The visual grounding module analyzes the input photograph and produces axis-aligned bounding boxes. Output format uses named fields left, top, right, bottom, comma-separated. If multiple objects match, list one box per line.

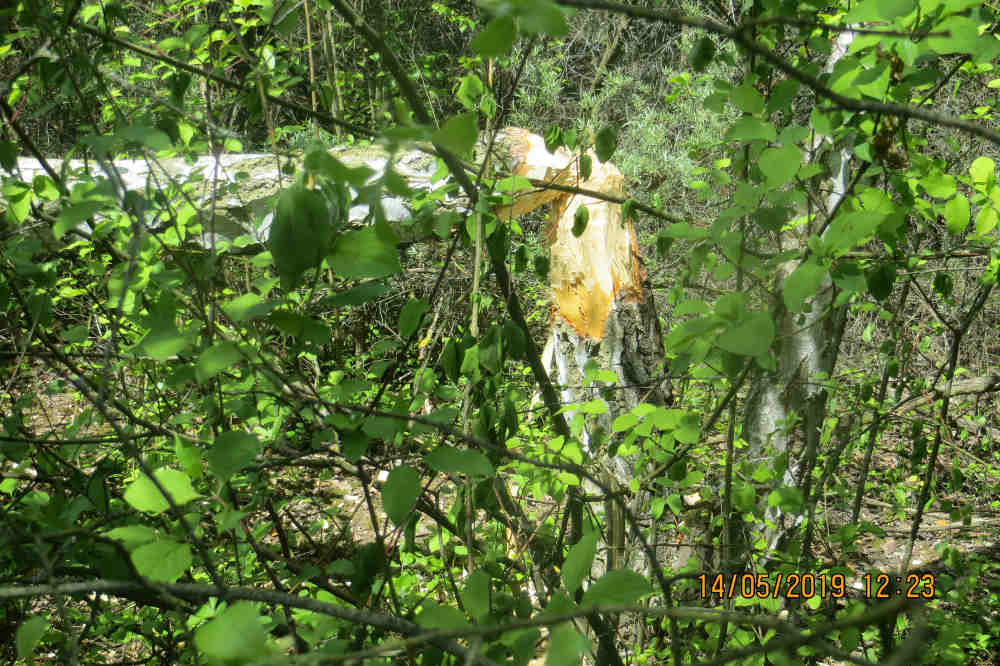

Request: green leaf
left=461, top=570, right=492, bottom=619
left=322, top=281, right=390, bottom=307
left=498, top=174, right=533, bottom=193
left=825, top=211, right=884, bottom=255
left=195, top=342, right=241, bottom=383
left=457, top=74, right=485, bottom=111
left=363, top=413, right=404, bottom=441
left=646, top=407, right=682, bottom=430
left=576, top=399, right=608, bottom=415
left=853, top=61, right=891, bottom=99
left=579, top=153, right=592, bottom=181
left=0, top=139, right=16, bottom=171
left=480, top=326, right=503, bottom=374
left=329, top=225, right=401, bottom=279
left=123, top=468, right=200, bottom=515
left=398, top=298, right=428, bottom=339
left=382, top=465, right=421, bottom=525
left=689, top=36, right=716, bottom=73
left=594, top=126, right=618, bottom=162
left=733, top=483, right=756, bottom=511
left=177, top=120, right=195, bottom=145
left=944, top=194, right=970, bottom=235
left=16, top=616, right=48, bottom=660
left=563, top=129, right=578, bottom=151
left=831, top=262, right=867, bottom=293
left=847, top=0, right=916, bottom=21
left=866, top=263, right=896, bottom=301
left=269, top=183, right=333, bottom=290
left=175, top=436, right=202, bottom=480
left=716, top=292, right=745, bottom=321
left=471, top=16, right=516, bottom=57
left=221, top=293, right=280, bottom=321
left=767, top=487, right=804, bottom=514
left=130, top=539, right=192, bottom=582
left=582, top=569, right=651, bottom=606
left=611, top=413, right=638, bottom=433
left=2, top=180, right=30, bottom=223
left=342, top=430, right=371, bottom=462
left=724, top=117, right=776, bottom=143
left=534, top=254, right=550, bottom=280
left=104, top=525, right=159, bottom=550
left=137, top=327, right=190, bottom=361
left=975, top=206, right=999, bottom=235
left=562, top=532, right=597, bottom=594
left=730, top=84, right=764, bottom=114
left=195, top=602, right=268, bottom=662
left=425, top=446, right=495, bottom=479
left=760, top=145, right=801, bottom=189
left=920, top=170, right=956, bottom=198
left=933, top=273, right=953, bottom=299
left=417, top=602, right=469, bottom=629
left=502, top=320, right=527, bottom=361
left=270, top=311, right=307, bottom=337
left=767, top=80, right=800, bottom=113
left=116, top=125, right=173, bottom=151
left=716, top=313, right=775, bottom=357
left=135, top=293, right=191, bottom=361
left=441, top=340, right=461, bottom=382
left=55, top=200, right=105, bottom=239
left=928, top=16, right=993, bottom=57
left=460, top=343, right=480, bottom=382
left=305, top=149, right=367, bottom=188
left=969, top=156, right=995, bottom=185
left=572, top=205, right=589, bottom=237
left=545, top=126, right=564, bottom=153
left=546, top=623, right=591, bottom=666
left=432, top=113, right=477, bottom=157
left=783, top=261, right=828, bottom=313
left=754, top=206, right=790, bottom=231
left=517, top=2, right=568, bottom=36
left=206, top=431, right=262, bottom=482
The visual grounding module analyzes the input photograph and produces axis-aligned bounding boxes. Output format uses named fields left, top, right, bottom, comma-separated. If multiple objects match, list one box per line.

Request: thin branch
left=522, top=178, right=685, bottom=224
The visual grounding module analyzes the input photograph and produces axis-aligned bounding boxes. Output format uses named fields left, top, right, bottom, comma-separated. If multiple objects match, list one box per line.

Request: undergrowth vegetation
left=1, top=1, right=999, bottom=665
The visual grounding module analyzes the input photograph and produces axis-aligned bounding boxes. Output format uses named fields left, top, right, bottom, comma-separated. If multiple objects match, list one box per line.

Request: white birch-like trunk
left=744, top=30, right=856, bottom=560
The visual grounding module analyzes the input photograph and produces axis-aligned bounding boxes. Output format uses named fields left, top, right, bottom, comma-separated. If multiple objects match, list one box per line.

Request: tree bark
left=743, top=30, right=856, bottom=563
left=493, top=128, right=671, bottom=572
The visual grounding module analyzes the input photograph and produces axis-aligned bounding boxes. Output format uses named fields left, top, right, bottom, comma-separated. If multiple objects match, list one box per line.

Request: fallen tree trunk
left=13, top=146, right=444, bottom=249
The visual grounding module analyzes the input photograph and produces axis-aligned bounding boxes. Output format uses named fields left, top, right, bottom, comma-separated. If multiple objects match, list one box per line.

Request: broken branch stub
left=493, top=127, right=645, bottom=341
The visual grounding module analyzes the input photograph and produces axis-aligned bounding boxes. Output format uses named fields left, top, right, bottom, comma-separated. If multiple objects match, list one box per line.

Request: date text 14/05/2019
left=697, top=572, right=937, bottom=600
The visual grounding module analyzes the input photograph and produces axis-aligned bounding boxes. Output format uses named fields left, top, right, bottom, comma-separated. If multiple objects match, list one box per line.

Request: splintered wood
left=493, top=127, right=644, bottom=340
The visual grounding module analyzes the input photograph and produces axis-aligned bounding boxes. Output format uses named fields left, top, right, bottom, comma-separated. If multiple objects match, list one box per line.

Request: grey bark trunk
left=547, top=285, right=671, bottom=572
left=744, top=30, right=856, bottom=563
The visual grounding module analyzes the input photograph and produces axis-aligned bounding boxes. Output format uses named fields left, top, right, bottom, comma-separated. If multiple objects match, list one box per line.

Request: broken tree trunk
left=492, top=127, right=671, bottom=572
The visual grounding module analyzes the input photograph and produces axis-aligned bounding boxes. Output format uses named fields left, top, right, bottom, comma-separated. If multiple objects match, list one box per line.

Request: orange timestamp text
left=698, top=572, right=848, bottom=600
left=862, top=572, right=936, bottom=599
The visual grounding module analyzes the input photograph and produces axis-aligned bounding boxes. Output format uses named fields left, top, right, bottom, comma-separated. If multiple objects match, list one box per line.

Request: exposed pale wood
left=494, top=127, right=646, bottom=340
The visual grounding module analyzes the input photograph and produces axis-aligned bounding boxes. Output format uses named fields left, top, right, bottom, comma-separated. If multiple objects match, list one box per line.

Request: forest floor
left=7, top=362, right=1000, bottom=663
